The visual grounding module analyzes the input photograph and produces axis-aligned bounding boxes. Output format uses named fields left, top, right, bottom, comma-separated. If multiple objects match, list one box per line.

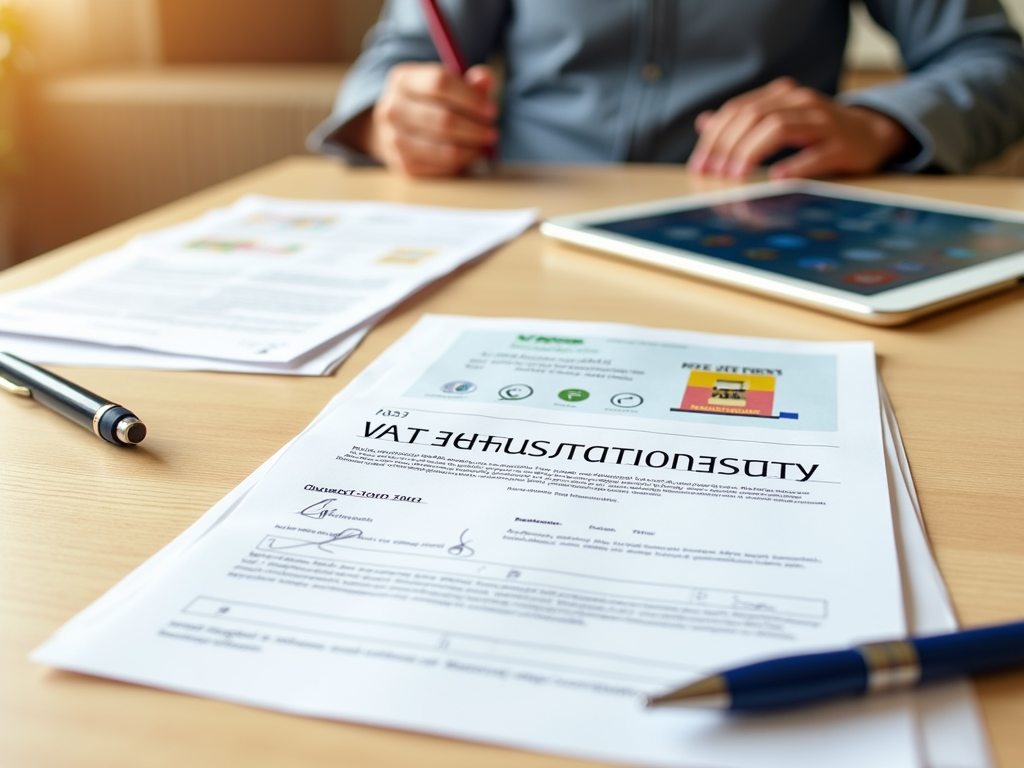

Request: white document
left=0, top=198, right=535, bottom=364
left=879, top=385, right=992, bottom=768
left=0, top=326, right=368, bottom=376
left=35, top=316, right=976, bottom=768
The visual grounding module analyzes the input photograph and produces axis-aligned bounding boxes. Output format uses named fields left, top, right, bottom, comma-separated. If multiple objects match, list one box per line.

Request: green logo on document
left=558, top=388, right=590, bottom=402
left=517, top=335, right=584, bottom=345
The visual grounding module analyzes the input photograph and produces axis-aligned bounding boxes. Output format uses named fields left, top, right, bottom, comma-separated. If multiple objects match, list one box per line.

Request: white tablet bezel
left=540, top=179, right=1024, bottom=325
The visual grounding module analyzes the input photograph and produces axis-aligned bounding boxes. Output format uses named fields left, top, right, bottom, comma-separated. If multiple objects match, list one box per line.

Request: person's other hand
left=344, top=63, right=497, bottom=177
left=689, top=77, right=911, bottom=180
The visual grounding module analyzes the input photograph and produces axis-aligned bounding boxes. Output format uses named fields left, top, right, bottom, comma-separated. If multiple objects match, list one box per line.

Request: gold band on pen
left=92, top=403, right=118, bottom=438
left=857, top=640, right=921, bottom=692
left=0, top=374, right=31, bottom=397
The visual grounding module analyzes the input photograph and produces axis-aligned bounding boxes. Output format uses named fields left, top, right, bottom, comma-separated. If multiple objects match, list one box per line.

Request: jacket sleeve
left=841, top=0, right=1024, bottom=173
left=307, top=0, right=509, bottom=160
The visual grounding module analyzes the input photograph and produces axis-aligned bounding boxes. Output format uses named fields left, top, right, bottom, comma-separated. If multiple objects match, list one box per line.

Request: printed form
left=0, top=198, right=534, bottom=366
left=36, top=316, right=934, bottom=768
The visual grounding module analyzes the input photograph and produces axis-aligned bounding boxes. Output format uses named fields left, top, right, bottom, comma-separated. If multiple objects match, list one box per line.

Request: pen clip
left=0, top=373, right=31, bottom=397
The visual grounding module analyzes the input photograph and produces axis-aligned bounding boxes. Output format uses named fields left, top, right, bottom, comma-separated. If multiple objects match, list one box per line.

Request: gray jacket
left=309, top=0, right=1024, bottom=173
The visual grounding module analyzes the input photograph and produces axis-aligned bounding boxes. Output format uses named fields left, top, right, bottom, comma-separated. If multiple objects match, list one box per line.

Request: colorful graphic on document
left=404, top=330, right=836, bottom=430
left=672, top=371, right=798, bottom=420
left=377, top=247, right=438, bottom=265
left=244, top=212, right=337, bottom=230
left=185, top=238, right=302, bottom=256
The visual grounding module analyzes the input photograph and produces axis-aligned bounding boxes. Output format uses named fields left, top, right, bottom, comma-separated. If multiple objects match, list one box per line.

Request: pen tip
left=647, top=675, right=730, bottom=709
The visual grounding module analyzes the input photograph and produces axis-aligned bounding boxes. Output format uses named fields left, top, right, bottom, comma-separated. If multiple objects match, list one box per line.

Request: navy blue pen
left=647, top=620, right=1024, bottom=711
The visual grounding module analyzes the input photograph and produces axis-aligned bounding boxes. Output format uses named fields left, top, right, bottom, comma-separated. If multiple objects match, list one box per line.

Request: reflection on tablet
left=594, top=193, right=1024, bottom=296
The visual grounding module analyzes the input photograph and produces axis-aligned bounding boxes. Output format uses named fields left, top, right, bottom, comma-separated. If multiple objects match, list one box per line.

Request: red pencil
left=419, top=0, right=467, bottom=74
left=417, top=0, right=498, bottom=165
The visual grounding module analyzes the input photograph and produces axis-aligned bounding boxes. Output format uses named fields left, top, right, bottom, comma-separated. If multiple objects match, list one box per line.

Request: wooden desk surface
left=2, top=157, right=1022, bottom=768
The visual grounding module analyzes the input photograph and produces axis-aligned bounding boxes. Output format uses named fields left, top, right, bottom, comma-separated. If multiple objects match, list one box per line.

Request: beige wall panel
left=25, top=66, right=345, bottom=255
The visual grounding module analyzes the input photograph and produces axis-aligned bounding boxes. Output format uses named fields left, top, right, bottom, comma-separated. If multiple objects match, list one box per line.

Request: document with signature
left=0, top=198, right=534, bottom=369
left=34, top=316, right=974, bottom=767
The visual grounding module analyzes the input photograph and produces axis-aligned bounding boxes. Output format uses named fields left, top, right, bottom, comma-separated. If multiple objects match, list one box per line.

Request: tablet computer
left=540, top=180, right=1024, bottom=325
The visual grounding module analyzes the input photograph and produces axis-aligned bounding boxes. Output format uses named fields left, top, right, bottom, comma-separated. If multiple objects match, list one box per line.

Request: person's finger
left=699, top=104, right=779, bottom=175
left=690, top=78, right=801, bottom=173
left=391, top=133, right=479, bottom=176
left=694, top=110, right=714, bottom=133
left=703, top=76, right=798, bottom=128
left=392, top=63, right=495, bottom=121
left=707, top=90, right=824, bottom=175
left=387, top=96, right=498, bottom=148
left=464, top=64, right=496, bottom=99
left=768, top=139, right=849, bottom=180
left=723, top=108, right=832, bottom=178
left=380, top=126, right=482, bottom=177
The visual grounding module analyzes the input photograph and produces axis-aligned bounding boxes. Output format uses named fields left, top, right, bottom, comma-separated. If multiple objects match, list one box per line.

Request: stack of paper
left=0, top=198, right=535, bottom=375
left=33, top=316, right=991, bottom=768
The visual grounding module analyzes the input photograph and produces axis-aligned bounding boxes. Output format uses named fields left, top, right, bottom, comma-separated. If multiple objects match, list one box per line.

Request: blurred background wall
left=0, top=0, right=1022, bottom=270
left=6, top=0, right=383, bottom=267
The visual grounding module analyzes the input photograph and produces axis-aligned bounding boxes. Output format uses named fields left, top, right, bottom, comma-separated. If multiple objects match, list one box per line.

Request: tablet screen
left=593, top=192, right=1024, bottom=295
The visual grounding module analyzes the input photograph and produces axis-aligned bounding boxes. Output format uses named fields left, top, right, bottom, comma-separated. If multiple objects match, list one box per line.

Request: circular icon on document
left=558, top=388, right=590, bottom=403
left=441, top=380, right=477, bottom=394
left=498, top=384, right=534, bottom=401
left=610, top=393, right=644, bottom=408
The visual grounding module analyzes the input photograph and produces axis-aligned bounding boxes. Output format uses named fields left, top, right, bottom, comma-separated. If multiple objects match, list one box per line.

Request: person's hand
left=343, top=62, right=497, bottom=177
left=688, top=77, right=911, bottom=180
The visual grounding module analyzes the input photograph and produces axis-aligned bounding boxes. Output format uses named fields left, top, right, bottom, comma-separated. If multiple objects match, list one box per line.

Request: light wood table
left=2, top=157, right=1023, bottom=768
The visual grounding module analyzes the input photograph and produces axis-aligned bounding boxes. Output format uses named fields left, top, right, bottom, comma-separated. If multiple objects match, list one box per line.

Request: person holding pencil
left=308, top=0, right=1024, bottom=180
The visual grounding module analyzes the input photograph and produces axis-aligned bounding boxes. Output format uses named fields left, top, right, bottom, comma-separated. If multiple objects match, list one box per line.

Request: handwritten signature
left=266, top=528, right=364, bottom=553
left=732, top=596, right=775, bottom=612
left=448, top=528, right=475, bottom=558
left=299, top=498, right=338, bottom=520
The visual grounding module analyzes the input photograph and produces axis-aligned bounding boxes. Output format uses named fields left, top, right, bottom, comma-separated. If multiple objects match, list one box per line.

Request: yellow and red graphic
left=377, top=247, right=438, bottom=265
left=674, top=371, right=776, bottom=417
